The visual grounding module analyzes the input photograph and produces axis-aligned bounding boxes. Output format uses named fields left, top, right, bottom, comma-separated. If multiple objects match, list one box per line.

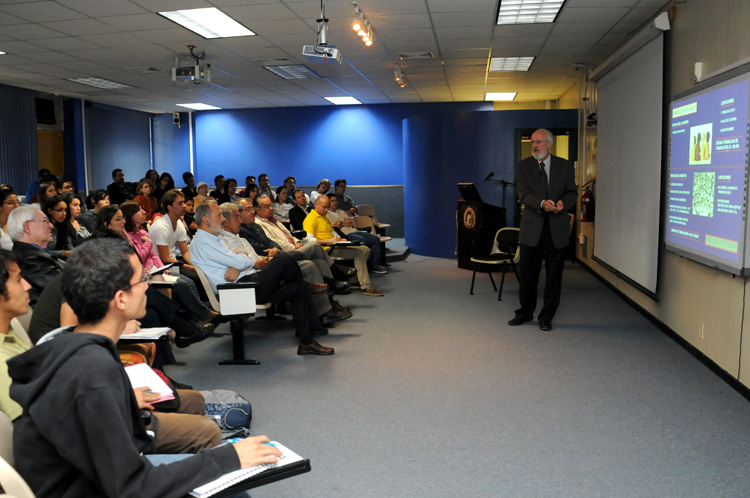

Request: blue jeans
left=345, top=231, right=381, bottom=267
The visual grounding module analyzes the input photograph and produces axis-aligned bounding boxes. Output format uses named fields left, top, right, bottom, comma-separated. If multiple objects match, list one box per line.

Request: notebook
left=190, top=441, right=308, bottom=498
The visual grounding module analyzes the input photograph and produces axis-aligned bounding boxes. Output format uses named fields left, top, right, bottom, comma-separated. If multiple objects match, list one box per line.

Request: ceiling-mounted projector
left=171, top=64, right=211, bottom=83
left=302, top=45, right=342, bottom=64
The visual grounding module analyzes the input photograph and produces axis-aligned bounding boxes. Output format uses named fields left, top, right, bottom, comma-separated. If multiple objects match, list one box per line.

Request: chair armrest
left=217, top=282, right=258, bottom=291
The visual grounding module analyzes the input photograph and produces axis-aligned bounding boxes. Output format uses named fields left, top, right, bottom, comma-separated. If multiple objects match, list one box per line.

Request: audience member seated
left=8, top=238, right=282, bottom=497
left=282, top=176, right=298, bottom=205
left=190, top=201, right=334, bottom=355
left=60, top=177, right=75, bottom=196
left=327, top=193, right=387, bottom=274
left=25, top=168, right=50, bottom=204
left=221, top=202, right=350, bottom=326
left=184, top=196, right=198, bottom=235
left=0, top=188, right=19, bottom=250
left=181, top=171, right=197, bottom=202
left=80, top=189, right=110, bottom=232
left=334, top=178, right=358, bottom=216
left=64, top=192, right=91, bottom=246
left=44, top=195, right=73, bottom=259
left=226, top=178, right=240, bottom=202
left=154, top=172, right=175, bottom=204
left=149, top=190, right=203, bottom=294
left=120, top=201, right=219, bottom=327
left=107, top=168, right=136, bottom=205
left=310, top=178, right=331, bottom=208
left=210, top=175, right=230, bottom=204
left=289, top=189, right=311, bottom=232
left=134, top=178, right=158, bottom=221
left=34, top=178, right=59, bottom=207
left=8, top=205, right=62, bottom=305
left=303, top=195, right=383, bottom=297
left=257, top=173, right=275, bottom=201
left=145, top=168, right=160, bottom=186
left=272, top=186, right=293, bottom=227
left=238, top=175, right=255, bottom=197
left=249, top=196, right=352, bottom=290
left=194, top=181, right=210, bottom=207
left=0, top=250, right=31, bottom=422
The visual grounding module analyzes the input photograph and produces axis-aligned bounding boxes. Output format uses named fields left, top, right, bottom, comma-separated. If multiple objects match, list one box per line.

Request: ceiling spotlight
left=365, top=39, right=373, bottom=47
left=352, top=2, right=374, bottom=47
left=394, top=63, right=406, bottom=87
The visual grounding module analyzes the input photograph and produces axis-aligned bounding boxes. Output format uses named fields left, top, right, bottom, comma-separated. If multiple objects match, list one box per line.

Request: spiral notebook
left=190, top=442, right=309, bottom=498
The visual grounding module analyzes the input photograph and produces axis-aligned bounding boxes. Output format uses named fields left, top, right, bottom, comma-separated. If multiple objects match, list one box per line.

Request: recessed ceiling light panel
left=264, top=65, right=321, bottom=80
left=68, top=77, right=132, bottom=90
left=490, top=57, right=535, bottom=72
left=176, top=103, right=221, bottom=110
left=496, top=0, right=566, bottom=25
left=485, top=92, right=517, bottom=101
left=325, top=97, right=361, bottom=105
left=159, top=8, right=255, bottom=39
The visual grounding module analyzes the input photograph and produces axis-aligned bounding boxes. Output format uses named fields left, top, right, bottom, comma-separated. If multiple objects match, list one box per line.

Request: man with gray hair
left=190, top=201, right=334, bottom=355
left=219, top=202, right=351, bottom=326
left=8, top=205, right=62, bottom=305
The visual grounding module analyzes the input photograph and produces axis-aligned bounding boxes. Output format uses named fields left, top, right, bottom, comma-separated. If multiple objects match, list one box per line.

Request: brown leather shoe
left=306, top=282, right=329, bottom=296
left=297, top=341, right=335, bottom=355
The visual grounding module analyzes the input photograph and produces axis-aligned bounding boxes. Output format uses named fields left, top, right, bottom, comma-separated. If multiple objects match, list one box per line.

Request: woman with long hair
left=0, top=188, right=19, bottom=250
left=63, top=192, right=90, bottom=246
left=153, top=172, right=175, bottom=204
left=36, top=180, right=60, bottom=208
left=120, top=201, right=218, bottom=325
left=44, top=195, right=73, bottom=259
left=80, top=189, right=109, bottom=232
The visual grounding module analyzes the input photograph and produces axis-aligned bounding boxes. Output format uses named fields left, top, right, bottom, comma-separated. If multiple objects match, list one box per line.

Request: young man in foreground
left=8, top=238, right=281, bottom=497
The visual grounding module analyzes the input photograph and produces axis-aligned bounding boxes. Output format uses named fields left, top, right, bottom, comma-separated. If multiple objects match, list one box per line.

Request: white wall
left=579, top=0, right=750, bottom=385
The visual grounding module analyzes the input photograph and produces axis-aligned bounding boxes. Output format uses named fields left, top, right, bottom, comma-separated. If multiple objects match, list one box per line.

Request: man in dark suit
left=7, top=206, right=63, bottom=305
left=107, top=168, right=135, bottom=205
left=508, top=129, right=577, bottom=331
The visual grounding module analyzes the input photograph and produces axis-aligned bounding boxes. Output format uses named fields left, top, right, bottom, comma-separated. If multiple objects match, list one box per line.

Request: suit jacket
left=289, top=205, right=309, bottom=232
left=516, top=154, right=577, bottom=249
left=239, top=223, right=281, bottom=255
left=13, top=241, right=64, bottom=305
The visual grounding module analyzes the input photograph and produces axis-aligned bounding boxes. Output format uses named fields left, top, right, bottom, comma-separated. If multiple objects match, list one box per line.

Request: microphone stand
left=484, top=177, right=515, bottom=210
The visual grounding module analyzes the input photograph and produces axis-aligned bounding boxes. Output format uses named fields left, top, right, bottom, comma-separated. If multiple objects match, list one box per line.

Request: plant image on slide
left=692, top=171, right=715, bottom=217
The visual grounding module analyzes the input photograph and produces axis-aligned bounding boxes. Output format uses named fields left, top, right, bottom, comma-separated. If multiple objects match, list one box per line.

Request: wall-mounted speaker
left=173, top=112, right=181, bottom=126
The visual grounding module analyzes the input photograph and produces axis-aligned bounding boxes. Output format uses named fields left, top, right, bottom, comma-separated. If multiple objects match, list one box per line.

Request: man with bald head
left=508, top=128, right=577, bottom=332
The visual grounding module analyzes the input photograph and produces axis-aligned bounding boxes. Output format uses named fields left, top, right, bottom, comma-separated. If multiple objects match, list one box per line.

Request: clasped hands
left=543, top=199, right=564, bottom=213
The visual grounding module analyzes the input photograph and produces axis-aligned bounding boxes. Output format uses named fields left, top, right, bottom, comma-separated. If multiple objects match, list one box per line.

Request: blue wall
left=192, top=102, right=491, bottom=187
left=152, top=112, right=192, bottom=181
left=404, top=109, right=578, bottom=258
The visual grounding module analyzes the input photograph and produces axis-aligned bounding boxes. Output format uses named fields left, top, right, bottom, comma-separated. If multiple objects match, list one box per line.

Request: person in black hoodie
left=8, top=238, right=281, bottom=498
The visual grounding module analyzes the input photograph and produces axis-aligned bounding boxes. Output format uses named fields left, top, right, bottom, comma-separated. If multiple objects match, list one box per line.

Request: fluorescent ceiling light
left=497, top=0, right=566, bottom=25
left=159, top=8, right=255, bottom=39
left=264, top=65, right=321, bottom=80
left=325, top=97, right=361, bottom=105
left=490, top=56, right=535, bottom=72
left=0, top=51, right=5, bottom=55
left=485, top=92, right=517, bottom=101
left=176, top=103, right=221, bottom=110
left=68, top=77, right=132, bottom=90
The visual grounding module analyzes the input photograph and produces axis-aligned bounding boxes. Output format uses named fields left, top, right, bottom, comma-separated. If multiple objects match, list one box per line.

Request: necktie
left=540, top=161, right=549, bottom=196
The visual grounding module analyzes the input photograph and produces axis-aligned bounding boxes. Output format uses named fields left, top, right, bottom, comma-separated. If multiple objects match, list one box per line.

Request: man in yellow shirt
left=303, top=196, right=383, bottom=297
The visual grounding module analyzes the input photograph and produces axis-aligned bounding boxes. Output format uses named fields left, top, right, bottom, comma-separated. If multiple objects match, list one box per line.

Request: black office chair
left=469, top=227, right=520, bottom=301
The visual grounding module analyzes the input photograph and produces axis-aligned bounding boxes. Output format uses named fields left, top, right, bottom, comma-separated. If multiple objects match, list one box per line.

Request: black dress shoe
left=297, top=341, right=334, bottom=355
left=312, top=328, right=329, bottom=337
left=331, top=300, right=351, bottom=314
left=539, top=321, right=552, bottom=331
left=320, top=308, right=352, bottom=326
left=175, top=323, right=216, bottom=348
left=508, top=316, right=532, bottom=326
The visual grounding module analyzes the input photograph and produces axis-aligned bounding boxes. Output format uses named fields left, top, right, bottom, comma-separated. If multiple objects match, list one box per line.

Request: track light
left=394, top=63, right=406, bottom=87
left=352, top=2, right=374, bottom=47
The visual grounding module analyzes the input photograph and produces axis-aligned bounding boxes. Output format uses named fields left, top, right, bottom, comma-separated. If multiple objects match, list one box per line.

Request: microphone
left=484, top=171, right=494, bottom=181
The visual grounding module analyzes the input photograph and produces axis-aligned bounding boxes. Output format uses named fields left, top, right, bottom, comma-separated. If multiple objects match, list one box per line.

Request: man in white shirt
left=189, top=201, right=333, bottom=355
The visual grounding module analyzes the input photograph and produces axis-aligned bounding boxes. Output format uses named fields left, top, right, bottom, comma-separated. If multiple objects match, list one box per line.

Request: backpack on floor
left=200, top=389, right=252, bottom=439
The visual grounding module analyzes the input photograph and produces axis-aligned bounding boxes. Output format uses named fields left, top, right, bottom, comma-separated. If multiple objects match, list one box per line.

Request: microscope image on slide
left=692, top=171, right=715, bottom=218
left=689, top=123, right=713, bottom=165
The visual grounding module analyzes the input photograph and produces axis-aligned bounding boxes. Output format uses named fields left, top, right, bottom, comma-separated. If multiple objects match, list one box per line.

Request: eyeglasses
left=530, top=140, right=549, bottom=145
left=120, top=270, right=152, bottom=292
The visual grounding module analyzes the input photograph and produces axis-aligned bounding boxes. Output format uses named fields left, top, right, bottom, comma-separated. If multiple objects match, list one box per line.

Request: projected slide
left=666, top=78, right=749, bottom=267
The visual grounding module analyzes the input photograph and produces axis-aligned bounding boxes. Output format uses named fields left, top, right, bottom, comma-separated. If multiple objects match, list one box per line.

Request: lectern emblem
left=463, top=207, right=476, bottom=229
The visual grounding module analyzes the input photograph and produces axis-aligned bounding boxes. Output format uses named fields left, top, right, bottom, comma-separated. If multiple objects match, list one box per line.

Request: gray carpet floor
left=168, top=252, right=750, bottom=497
